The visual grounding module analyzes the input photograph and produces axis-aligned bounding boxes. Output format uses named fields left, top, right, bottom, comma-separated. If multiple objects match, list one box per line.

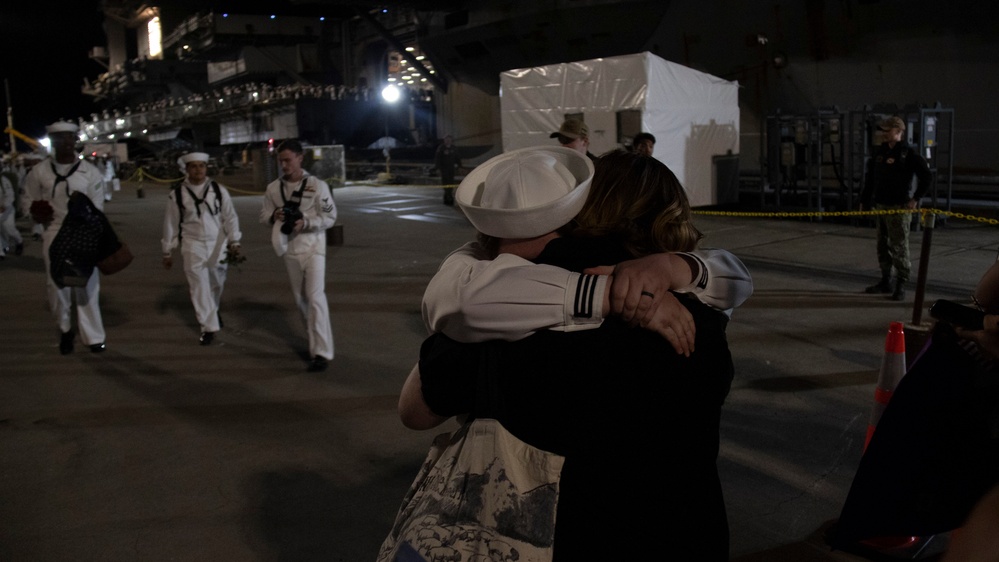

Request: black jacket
left=860, top=141, right=933, bottom=207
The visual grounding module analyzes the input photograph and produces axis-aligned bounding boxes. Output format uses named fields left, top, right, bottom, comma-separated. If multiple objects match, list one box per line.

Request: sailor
left=21, top=121, right=107, bottom=354
left=20, top=152, right=46, bottom=240
left=0, top=160, right=23, bottom=258
left=162, top=152, right=242, bottom=345
left=259, top=139, right=337, bottom=372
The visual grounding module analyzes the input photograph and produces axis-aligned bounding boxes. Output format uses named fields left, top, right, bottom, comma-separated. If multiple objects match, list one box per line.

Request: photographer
left=259, top=139, right=337, bottom=372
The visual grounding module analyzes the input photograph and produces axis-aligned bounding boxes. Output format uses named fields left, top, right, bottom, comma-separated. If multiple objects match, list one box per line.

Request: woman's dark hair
left=574, top=149, right=702, bottom=257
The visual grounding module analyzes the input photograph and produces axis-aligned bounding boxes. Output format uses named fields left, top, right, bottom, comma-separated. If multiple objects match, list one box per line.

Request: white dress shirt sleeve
left=422, top=241, right=608, bottom=342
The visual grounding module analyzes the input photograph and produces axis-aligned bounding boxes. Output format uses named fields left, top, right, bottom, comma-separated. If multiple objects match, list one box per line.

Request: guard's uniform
left=260, top=173, right=337, bottom=360
left=22, top=157, right=106, bottom=345
left=860, top=140, right=932, bottom=283
left=162, top=179, right=242, bottom=334
left=434, top=141, right=460, bottom=205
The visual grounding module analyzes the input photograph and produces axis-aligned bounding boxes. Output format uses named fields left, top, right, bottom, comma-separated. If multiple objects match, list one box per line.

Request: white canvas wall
left=500, top=51, right=740, bottom=206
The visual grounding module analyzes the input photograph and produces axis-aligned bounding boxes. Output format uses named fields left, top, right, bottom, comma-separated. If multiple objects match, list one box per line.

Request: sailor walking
left=162, top=152, right=242, bottom=345
left=21, top=121, right=107, bottom=354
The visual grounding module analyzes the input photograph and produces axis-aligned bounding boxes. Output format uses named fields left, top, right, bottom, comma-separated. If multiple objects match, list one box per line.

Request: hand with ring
left=585, top=254, right=697, bottom=354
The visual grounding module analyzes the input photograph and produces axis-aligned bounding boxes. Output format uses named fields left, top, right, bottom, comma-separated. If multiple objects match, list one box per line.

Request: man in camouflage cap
left=859, top=115, right=933, bottom=301
left=550, top=117, right=597, bottom=162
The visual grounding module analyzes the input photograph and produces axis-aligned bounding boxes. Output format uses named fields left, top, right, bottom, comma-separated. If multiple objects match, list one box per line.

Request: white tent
left=500, top=51, right=740, bottom=207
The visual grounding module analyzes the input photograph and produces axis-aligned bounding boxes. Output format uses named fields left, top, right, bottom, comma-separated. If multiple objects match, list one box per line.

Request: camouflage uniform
left=860, top=137, right=932, bottom=285
left=872, top=205, right=914, bottom=282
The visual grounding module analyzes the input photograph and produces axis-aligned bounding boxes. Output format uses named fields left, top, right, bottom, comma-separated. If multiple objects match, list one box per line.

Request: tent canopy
left=500, top=51, right=740, bottom=206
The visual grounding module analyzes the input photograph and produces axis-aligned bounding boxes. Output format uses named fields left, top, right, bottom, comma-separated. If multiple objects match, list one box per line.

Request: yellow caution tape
left=115, top=174, right=999, bottom=226
left=691, top=207, right=999, bottom=225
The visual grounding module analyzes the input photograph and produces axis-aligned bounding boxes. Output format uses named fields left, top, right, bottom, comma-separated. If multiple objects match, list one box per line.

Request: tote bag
left=376, top=418, right=564, bottom=562
left=49, top=193, right=102, bottom=288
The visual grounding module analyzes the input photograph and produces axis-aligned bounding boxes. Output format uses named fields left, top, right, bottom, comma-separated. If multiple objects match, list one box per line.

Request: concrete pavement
left=2, top=177, right=998, bottom=561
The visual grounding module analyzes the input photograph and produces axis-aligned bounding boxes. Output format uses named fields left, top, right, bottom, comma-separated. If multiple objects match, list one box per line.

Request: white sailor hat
left=177, top=152, right=210, bottom=171
left=456, top=146, right=593, bottom=239
left=45, top=121, right=79, bottom=134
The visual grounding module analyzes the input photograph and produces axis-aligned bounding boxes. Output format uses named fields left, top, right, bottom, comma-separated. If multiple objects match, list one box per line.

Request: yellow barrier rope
left=225, top=186, right=266, bottom=195
left=121, top=167, right=338, bottom=195
left=134, top=168, right=185, bottom=184
left=691, top=207, right=999, bottom=225
left=117, top=172, right=999, bottom=226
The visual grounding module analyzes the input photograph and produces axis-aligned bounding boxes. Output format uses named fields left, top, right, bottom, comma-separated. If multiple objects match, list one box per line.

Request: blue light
left=270, top=15, right=276, bottom=19
left=222, top=13, right=228, bottom=18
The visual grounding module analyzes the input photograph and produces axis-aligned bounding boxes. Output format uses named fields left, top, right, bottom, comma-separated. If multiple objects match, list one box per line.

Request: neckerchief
left=50, top=160, right=82, bottom=199
left=184, top=181, right=220, bottom=218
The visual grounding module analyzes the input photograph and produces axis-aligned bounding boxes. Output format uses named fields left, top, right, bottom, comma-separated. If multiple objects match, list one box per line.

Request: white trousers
left=182, top=238, right=227, bottom=333
left=41, top=230, right=106, bottom=344
left=283, top=252, right=333, bottom=360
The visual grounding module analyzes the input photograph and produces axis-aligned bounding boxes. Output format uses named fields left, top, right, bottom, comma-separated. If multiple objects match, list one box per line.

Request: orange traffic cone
left=860, top=321, right=921, bottom=553
left=864, top=321, right=906, bottom=451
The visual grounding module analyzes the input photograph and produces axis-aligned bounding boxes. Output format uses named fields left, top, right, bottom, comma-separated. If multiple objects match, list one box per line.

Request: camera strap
left=279, top=175, right=310, bottom=208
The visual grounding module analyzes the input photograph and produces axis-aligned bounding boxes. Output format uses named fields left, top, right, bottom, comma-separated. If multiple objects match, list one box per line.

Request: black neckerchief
left=50, top=160, right=82, bottom=199
left=184, top=181, right=220, bottom=218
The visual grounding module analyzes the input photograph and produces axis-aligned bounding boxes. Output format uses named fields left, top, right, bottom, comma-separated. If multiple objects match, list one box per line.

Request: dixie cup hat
left=45, top=121, right=79, bottom=134
left=177, top=152, right=210, bottom=172
left=455, top=146, right=594, bottom=239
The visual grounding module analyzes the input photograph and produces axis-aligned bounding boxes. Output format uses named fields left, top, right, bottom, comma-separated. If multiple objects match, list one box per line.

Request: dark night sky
left=0, top=1, right=338, bottom=148
left=0, top=2, right=107, bottom=144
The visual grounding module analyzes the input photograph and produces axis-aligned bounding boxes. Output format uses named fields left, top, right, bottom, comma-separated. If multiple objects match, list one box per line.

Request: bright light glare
left=381, top=84, right=401, bottom=103
left=147, top=17, right=162, bottom=58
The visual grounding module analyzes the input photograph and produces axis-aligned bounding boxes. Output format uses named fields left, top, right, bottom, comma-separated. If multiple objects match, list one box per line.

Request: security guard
left=859, top=116, right=933, bottom=301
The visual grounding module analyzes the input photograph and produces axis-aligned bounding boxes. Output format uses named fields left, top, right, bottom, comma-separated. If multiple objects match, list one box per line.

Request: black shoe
left=89, top=342, right=106, bottom=353
left=307, top=356, right=328, bottom=372
left=891, top=283, right=906, bottom=301
left=199, top=332, right=215, bottom=346
left=865, top=278, right=892, bottom=294
left=13, top=243, right=23, bottom=256
left=60, top=331, right=74, bottom=355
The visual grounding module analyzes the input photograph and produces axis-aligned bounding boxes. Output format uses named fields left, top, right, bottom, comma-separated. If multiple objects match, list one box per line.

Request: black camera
left=280, top=204, right=303, bottom=235
left=929, top=299, right=985, bottom=330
